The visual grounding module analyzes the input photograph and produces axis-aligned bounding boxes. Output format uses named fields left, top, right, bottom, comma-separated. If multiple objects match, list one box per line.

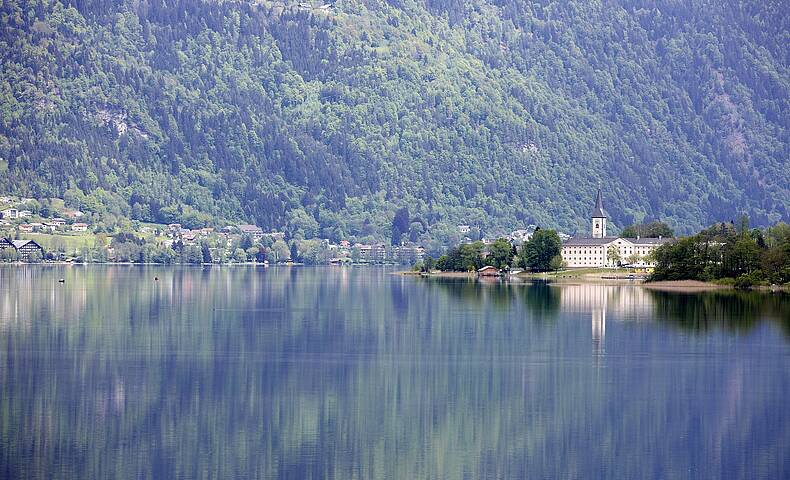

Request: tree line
left=649, top=218, right=790, bottom=288
left=417, top=229, right=563, bottom=273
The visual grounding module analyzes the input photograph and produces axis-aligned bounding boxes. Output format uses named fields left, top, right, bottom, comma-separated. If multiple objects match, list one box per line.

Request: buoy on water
left=154, top=277, right=159, bottom=281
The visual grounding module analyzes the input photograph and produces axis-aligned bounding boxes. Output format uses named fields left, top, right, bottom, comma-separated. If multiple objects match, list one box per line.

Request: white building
left=1, top=208, right=18, bottom=219
left=510, top=229, right=532, bottom=244
left=561, top=190, right=672, bottom=268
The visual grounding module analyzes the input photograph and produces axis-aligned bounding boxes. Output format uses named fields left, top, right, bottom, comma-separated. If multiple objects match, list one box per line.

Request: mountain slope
left=0, top=0, right=787, bottom=239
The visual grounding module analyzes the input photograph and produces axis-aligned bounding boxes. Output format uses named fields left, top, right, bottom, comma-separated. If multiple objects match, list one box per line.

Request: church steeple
left=591, top=189, right=607, bottom=238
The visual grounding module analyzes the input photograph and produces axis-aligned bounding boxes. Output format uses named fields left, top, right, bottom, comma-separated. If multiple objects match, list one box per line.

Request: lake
left=1, top=266, right=788, bottom=479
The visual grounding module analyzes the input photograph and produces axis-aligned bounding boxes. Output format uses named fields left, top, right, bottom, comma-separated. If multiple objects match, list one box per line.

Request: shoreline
left=397, top=270, right=789, bottom=293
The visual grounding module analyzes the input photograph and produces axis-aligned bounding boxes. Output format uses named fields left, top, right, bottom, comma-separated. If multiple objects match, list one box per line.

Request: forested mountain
left=1, top=0, right=787, bottom=240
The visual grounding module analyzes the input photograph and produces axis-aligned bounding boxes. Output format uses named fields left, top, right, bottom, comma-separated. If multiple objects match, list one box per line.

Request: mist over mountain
left=1, top=0, right=787, bottom=240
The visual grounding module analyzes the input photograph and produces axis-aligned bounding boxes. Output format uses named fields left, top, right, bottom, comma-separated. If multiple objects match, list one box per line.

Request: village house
left=72, top=223, right=89, bottom=232
left=509, top=229, right=532, bottom=244
left=19, top=224, right=33, bottom=233
left=1, top=208, right=18, bottom=219
left=561, top=190, right=672, bottom=268
left=0, top=237, right=13, bottom=252
left=181, top=231, right=198, bottom=244
left=11, top=239, right=44, bottom=261
left=457, top=225, right=471, bottom=235
left=238, top=224, right=264, bottom=239
left=477, top=265, right=501, bottom=277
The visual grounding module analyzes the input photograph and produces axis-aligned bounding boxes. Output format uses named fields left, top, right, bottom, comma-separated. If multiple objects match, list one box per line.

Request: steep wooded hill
left=1, top=0, right=787, bottom=239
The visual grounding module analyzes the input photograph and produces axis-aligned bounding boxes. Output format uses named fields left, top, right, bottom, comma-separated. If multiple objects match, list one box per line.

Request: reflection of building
left=562, top=190, right=672, bottom=267
left=592, top=308, right=605, bottom=352
left=558, top=284, right=656, bottom=352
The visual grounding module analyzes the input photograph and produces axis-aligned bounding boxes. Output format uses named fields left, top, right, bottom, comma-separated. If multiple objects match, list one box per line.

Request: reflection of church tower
left=591, top=189, right=607, bottom=238
left=592, top=307, right=605, bottom=353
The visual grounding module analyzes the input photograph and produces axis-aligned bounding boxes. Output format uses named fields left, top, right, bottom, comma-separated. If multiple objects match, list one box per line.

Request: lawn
left=20, top=232, right=104, bottom=254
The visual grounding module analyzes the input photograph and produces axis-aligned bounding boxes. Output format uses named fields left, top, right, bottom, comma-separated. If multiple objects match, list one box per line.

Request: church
left=561, top=190, right=672, bottom=268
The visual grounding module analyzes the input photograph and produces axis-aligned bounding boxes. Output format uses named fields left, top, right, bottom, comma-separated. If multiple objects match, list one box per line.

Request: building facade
left=11, top=239, right=44, bottom=261
left=561, top=190, right=671, bottom=268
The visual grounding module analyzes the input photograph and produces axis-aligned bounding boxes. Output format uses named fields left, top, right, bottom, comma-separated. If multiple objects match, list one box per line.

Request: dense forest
left=1, top=0, right=787, bottom=241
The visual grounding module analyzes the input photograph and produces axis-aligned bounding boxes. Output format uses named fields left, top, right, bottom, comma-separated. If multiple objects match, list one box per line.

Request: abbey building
left=561, top=190, right=672, bottom=268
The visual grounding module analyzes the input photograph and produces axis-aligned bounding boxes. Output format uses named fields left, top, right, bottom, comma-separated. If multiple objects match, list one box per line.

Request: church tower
left=591, top=189, right=607, bottom=238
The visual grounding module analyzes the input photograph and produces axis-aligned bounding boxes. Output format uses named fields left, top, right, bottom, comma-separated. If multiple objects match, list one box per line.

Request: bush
left=734, top=274, right=754, bottom=290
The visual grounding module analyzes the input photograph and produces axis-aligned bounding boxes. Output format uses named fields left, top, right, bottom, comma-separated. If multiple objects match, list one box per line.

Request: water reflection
left=0, top=266, right=788, bottom=479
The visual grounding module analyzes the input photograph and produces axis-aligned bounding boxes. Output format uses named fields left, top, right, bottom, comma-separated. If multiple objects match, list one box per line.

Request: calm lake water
left=1, top=266, right=789, bottom=479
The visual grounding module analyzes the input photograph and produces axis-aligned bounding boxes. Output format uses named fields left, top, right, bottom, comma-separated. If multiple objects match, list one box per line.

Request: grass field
left=20, top=232, right=105, bottom=254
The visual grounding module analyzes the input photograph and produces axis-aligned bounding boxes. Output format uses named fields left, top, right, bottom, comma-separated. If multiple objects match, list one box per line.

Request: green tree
left=422, top=256, right=435, bottom=272
left=607, top=245, right=622, bottom=267
left=27, top=249, right=43, bottom=263
left=0, top=248, right=18, bottom=262
left=271, top=240, right=290, bottom=263
left=239, top=234, right=254, bottom=250
left=201, top=242, right=213, bottom=263
left=519, top=229, right=561, bottom=272
left=626, top=253, right=642, bottom=265
left=549, top=255, right=565, bottom=272
left=233, top=248, right=247, bottom=263
left=391, top=207, right=410, bottom=246
left=487, top=238, right=513, bottom=269
left=183, top=245, right=204, bottom=264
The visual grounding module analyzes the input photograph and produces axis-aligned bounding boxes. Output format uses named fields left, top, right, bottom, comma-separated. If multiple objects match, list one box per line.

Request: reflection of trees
left=424, top=277, right=560, bottom=320
left=647, top=289, right=790, bottom=336
left=0, top=267, right=789, bottom=478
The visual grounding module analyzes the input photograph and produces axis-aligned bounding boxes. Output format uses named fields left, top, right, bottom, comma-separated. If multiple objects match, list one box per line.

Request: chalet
left=72, top=223, right=89, bottom=232
left=0, top=237, right=13, bottom=251
left=12, top=239, right=44, bottom=261
left=561, top=190, right=672, bottom=268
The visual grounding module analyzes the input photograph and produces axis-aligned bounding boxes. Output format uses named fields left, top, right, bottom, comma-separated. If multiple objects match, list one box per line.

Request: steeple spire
left=590, top=189, right=607, bottom=238
left=591, top=189, right=606, bottom=218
